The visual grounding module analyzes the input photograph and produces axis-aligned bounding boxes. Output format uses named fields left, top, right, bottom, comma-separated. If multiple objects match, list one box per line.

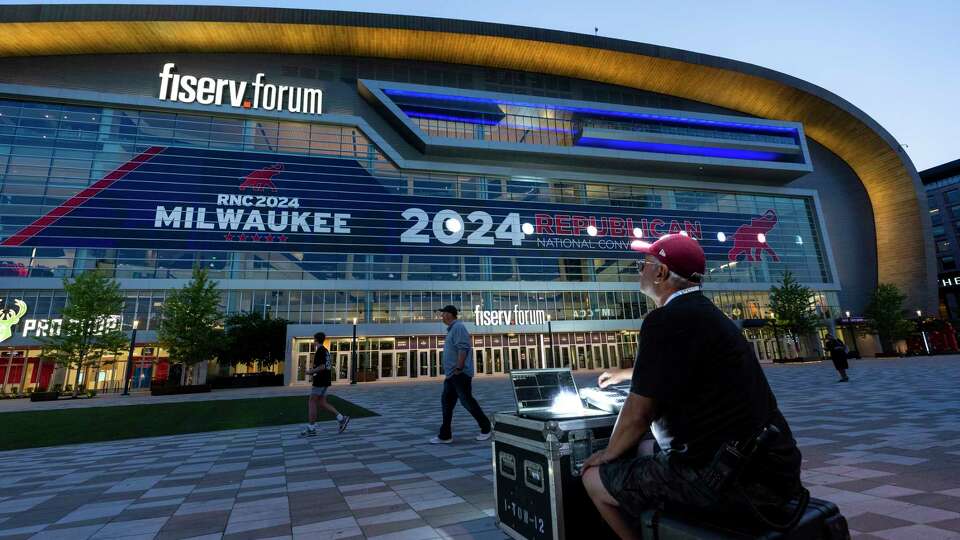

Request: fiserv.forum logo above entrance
left=157, top=63, right=323, bottom=115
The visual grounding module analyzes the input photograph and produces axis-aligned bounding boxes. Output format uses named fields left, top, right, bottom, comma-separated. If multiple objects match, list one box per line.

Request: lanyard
left=664, top=286, right=701, bottom=306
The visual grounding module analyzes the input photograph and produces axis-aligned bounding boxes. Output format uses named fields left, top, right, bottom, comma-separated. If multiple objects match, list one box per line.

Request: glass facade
left=0, top=98, right=831, bottom=285
left=0, top=94, right=841, bottom=390
left=385, top=89, right=801, bottom=150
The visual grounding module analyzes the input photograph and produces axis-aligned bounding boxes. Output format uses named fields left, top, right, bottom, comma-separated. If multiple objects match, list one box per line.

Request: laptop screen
left=510, top=368, right=579, bottom=413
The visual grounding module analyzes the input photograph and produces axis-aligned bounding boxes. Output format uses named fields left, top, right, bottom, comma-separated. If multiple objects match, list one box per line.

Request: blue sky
left=13, top=0, right=960, bottom=171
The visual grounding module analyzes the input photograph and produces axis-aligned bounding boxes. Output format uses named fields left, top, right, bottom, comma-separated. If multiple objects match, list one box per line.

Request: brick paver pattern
left=1, top=357, right=959, bottom=539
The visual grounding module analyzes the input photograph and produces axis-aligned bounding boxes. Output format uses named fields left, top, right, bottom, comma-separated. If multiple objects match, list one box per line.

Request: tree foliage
left=864, top=283, right=915, bottom=353
left=221, top=311, right=288, bottom=370
left=769, top=270, right=820, bottom=347
left=38, top=271, right=128, bottom=395
left=157, top=267, right=223, bottom=382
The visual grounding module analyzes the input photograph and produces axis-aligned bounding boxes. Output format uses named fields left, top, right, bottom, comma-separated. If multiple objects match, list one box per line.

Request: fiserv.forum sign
left=158, top=63, right=323, bottom=115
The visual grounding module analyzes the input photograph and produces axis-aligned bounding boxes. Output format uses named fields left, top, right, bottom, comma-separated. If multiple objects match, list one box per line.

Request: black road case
left=637, top=497, right=850, bottom=539
left=492, top=410, right=619, bottom=540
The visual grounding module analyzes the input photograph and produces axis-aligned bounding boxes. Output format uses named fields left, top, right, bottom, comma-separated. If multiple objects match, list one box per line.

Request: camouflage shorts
left=598, top=452, right=719, bottom=518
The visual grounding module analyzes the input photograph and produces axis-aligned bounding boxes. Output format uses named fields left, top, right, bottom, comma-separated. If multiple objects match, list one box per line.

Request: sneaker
left=475, top=431, right=493, bottom=442
left=338, top=416, right=351, bottom=433
left=299, top=427, right=317, bottom=437
left=430, top=436, right=453, bottom=444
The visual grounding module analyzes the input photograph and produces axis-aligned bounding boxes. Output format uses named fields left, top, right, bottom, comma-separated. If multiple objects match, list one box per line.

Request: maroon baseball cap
left=630, top=233, right=706, bottom=282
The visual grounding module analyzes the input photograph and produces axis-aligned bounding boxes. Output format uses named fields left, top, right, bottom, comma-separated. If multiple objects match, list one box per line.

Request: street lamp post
left=122, top=320, right=139, bottom=396
left=350, top=317, right=358, bottom=384
left=547, top=315, right=557, bottom=369
left=845, top=311, right=861, bottom=359
left=917, top=309, right=930, bottom=355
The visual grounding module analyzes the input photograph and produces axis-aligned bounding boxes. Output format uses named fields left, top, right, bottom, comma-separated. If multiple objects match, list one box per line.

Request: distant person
left=301, top=332, right=350, bottom=437
left=823, top=333, right=849, bottom=382
left=430, top=305, right=492, bottom=444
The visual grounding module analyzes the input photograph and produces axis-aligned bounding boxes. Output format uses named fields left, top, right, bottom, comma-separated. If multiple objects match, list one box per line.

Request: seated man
left=582, top=234, right=803, bottom=540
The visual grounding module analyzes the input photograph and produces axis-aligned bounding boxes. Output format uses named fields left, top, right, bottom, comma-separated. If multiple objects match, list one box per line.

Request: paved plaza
left=0, top=357, right=959, bottom=540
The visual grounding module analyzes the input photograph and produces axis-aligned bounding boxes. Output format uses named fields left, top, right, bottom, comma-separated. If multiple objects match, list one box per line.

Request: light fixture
left=445, top=218, right=462, bottom=233
left=586, top=225, right=598, bottom=236
left=521, top=222, right=534, bottom=235
left=757, top=233, right=766, bottom=243
left=845, top=311, right=851, bottom=318
left=717, top=232, right=726, bottom=242
left=632, top=227, right=643, bottom=238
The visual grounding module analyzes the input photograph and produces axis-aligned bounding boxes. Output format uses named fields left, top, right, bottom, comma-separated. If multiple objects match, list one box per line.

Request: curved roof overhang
left=0, top=5, right=936, bottom=310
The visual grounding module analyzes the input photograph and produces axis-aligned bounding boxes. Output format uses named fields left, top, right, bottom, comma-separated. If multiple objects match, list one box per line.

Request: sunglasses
left=633, top=259, right=661, bottom=272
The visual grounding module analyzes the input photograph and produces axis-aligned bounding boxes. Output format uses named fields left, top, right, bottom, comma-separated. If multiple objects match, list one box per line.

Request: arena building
left=0, top=5, right=935, bottom=392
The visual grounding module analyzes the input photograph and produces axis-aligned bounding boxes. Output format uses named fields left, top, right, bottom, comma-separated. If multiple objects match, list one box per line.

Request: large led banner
left=1, top=146, right=782, bottom=263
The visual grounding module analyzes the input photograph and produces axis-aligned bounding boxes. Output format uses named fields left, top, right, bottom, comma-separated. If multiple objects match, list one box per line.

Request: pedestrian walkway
left=0, top=357, right=958, bottom=539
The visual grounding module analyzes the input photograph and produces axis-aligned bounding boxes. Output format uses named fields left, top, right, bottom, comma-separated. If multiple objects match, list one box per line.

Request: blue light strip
left=405, top=111, right=574, bottom=134
left=575, top=137, right=783, bottom=161
left=405, top=111, right=501, bottom=126
left=383, top=88, right=798, bottom=136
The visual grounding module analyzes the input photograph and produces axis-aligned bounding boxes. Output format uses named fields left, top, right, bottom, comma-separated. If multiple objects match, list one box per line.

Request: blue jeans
left=438, top=373, right=491, bottom=440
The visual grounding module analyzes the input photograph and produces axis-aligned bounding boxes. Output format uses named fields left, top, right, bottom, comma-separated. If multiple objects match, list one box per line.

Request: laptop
left=509, top=368, right=610, bottom=420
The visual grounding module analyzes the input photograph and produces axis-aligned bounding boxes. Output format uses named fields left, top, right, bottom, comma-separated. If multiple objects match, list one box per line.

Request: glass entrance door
left=336, top=351, right=350, bottom=382
left=396, top=352, right=409, bottom=378
left=526, top=346, right=539, bottom=369
left=419, top=351, right=430, bottom=377
left=380, top=352, right=394, bottom=379
left=592, top=345, right=605, bottom=369
left=575, top=345, right=587, bottom=370
left=475, top=349, right=486, bottom=375
left=509, top=348, right=520, bottom=371
left=430, top=350, right=440, bottom=377
left=491, top=348, right=503, bottom=374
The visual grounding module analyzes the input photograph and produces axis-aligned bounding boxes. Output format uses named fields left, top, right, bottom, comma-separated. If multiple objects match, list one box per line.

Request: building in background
left=0, top=6, right=935, bottom=392
left=922, top=158, right=960, bottom=319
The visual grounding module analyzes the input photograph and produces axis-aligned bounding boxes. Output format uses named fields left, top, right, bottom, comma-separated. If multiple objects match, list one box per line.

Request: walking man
left=301, top=332, right=350, bottom=437
left=430, top=305, right=492, bottom=444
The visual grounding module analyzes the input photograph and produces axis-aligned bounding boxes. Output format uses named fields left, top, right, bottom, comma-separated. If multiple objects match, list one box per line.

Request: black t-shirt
left=630, top=291, right=801, bottom=488
left=312, top=346, right=332, bottom=387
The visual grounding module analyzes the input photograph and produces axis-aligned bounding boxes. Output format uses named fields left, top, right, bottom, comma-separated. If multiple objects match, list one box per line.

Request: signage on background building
left=939, top=272, right=960, bottom=289
left=0, top=146, right=786, bottom=271
left=157, top=63, right=323, bottom=115
left=21, top=316, right=122, bottom=339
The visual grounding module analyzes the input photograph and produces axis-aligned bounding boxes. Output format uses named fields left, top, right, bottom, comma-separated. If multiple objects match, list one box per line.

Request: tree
left=157, top=267, right=223, bottom=385
left=769, top=271, right=820, bottom=359
left=864, top=283, right=914, bottom=353
left=38, top=271, right=128, bottom=396
left=221, top=311, right=288, bottom=372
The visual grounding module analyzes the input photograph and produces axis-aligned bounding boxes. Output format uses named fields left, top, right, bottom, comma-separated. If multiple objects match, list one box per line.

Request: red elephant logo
left=727, top=209, right=780, bottom=262
left=239, top=163, right=282, bottom=192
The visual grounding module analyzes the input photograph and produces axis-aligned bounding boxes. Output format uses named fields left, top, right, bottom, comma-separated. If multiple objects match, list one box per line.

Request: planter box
left=150, top=384, right=212, bottom=396
left=30, top=391, right=59, bottom=402
left=209, top=374, right=283, bottom=389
